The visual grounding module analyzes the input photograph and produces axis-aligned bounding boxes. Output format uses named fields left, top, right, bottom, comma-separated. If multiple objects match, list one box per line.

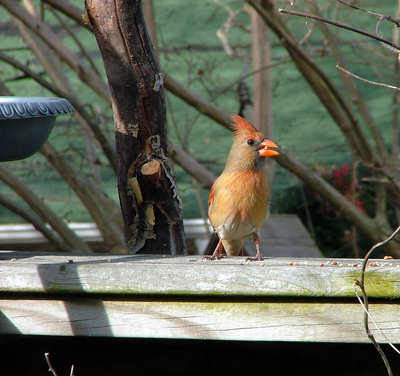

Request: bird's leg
left=203, top=237, right=225, bottom=260
left=245, top=233, right=264, bottom=261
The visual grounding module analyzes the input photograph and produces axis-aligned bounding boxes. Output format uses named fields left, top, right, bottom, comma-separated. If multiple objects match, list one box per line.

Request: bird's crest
left=231, top=114, right=259, bottom=137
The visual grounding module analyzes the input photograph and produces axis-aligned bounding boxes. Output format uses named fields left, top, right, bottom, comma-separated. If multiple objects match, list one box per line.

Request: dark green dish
left=0, top=97, right=74, bottom=161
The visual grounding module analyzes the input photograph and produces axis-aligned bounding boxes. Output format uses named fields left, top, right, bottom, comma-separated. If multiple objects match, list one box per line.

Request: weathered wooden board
left=0, top=251, right=399, bottom=343
left=0, top=252, right=398, bottom=298
left=1, top=298, right=399, bottom=343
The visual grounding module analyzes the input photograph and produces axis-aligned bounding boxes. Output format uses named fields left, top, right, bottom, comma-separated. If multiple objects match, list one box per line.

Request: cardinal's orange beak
left=258, top=139, right=279, bottom=157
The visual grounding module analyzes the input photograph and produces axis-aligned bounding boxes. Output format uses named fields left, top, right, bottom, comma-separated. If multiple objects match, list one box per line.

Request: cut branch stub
left=126, top=135, right=185, bottom=254
left=141, top=160, right=162, bottom=187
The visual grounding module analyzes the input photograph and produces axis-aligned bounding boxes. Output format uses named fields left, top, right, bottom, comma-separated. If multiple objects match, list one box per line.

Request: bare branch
left=168, top=139, right=216, bottom=188
left=48, top=7, right=101, bottom=76
left=305, top=0, right=388, bottom=160
left=336, top=65, right=400, bottom=92
left=42, top=0, right=88, bottom=28
left=0, top=165, right=93, bottom=252
left=337, top=0, right=400, bottom=27
left=279, top=8, right=400, bottom=51
left=0, top=194, right=73, bottom=252
left=44, top=352, right=75, bottom=376
left=338, top=0, right=400, bottom=55
left=44, top=353, right=59, bottom=376
left=1, top=0, right=110, bottom=101
left=248, top=0, right=377, bottom=164
left=354, top=288, right=400, bottom=356
left=40, top=143, right=125, bottom=251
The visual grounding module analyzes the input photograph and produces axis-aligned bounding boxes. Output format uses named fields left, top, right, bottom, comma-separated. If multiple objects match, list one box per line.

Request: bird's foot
left=245, top=254, right=264, bottom=262
left=203, top=254, right=225, bottom=261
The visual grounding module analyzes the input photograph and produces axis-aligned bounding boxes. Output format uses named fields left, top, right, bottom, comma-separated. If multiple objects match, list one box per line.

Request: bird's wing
left=208, top=184, right=215, bottom=208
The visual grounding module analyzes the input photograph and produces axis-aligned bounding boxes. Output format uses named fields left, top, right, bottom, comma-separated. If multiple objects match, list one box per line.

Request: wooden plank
left=1, top=252, right=399, bottom=343
left=0, top=252, right=399, bottom=298
left=1, top=298, right=399, bottom=343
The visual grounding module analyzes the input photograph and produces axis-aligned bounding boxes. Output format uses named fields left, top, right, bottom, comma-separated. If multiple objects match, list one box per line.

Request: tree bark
left=85, top=0, right=186, bottom=255
left=250, top=1, right=275, bottom=184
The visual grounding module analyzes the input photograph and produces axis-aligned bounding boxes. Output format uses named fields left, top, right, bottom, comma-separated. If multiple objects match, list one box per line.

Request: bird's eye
left=247, top=139, right=255, bottom=146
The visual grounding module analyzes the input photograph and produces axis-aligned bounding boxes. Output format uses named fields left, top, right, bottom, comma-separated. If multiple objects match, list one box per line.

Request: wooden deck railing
left=0, top=251, right=399, bottom=343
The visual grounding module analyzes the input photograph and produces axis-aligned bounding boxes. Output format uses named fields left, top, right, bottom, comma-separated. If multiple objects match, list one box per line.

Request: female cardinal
left=205, top=114, right=279, bottom=261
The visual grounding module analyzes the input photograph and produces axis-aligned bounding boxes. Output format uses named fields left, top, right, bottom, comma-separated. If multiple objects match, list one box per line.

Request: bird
left=205, top=114, right=279, bottom=261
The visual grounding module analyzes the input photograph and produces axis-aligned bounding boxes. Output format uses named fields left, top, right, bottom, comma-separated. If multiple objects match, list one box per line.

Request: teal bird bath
left=0, top=97, right=74, bottom=161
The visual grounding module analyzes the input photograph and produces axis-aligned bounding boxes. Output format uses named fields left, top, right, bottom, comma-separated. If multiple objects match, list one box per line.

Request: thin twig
left=279, top=8, right=400, bottom=51
left=174, top=59, right=289, bottom=141
left=355, top=224, right=400, bottom=376
left=354, top=286, right=400, bottom=356
left=337, top=0, right=400, bottom=27
left=48, top=7, right=101, bottom=76
left=337, top=65, right=400, bottom=92
left=44, top=353, right=58, bottom=376
left=337, top=0, right=386, bottom=18
left=354, top=283, right=393, bottom=376
left=360, top=225, right=400, bottom=286
left=376, top=16, right=400, bottom=54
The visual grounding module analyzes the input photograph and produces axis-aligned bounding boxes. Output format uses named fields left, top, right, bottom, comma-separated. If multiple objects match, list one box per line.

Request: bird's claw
left=202, top=254, right=225, bottom=261
left=245, top=254, right=264, bottom=262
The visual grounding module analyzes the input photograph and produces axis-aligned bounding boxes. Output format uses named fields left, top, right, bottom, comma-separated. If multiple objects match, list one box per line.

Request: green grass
left=0, top=0, right=398, bottom=225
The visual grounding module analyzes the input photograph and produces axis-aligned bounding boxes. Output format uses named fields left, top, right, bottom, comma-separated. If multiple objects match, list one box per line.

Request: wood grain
left=1, top=251, right=399, bottom=343
left=0, top=252, right=398, bottom=298
left=1, top=298, right=399, bottom=343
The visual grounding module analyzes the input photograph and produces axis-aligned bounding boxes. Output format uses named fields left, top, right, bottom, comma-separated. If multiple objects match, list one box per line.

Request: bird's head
left=226, top=115, right=279, bottom=170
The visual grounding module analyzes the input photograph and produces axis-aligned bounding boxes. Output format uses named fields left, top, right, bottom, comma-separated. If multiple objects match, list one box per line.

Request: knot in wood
left=141, top=160, right=162, bottom=187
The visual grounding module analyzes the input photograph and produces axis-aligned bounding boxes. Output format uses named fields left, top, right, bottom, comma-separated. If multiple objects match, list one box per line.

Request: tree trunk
left=250, top=1, right=275, bottom=184
left=85, top=0, right=186, bottom=255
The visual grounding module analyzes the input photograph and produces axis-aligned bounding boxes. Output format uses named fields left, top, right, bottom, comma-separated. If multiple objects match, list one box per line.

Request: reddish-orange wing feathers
left=208, top=185, right=215, bottom=207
